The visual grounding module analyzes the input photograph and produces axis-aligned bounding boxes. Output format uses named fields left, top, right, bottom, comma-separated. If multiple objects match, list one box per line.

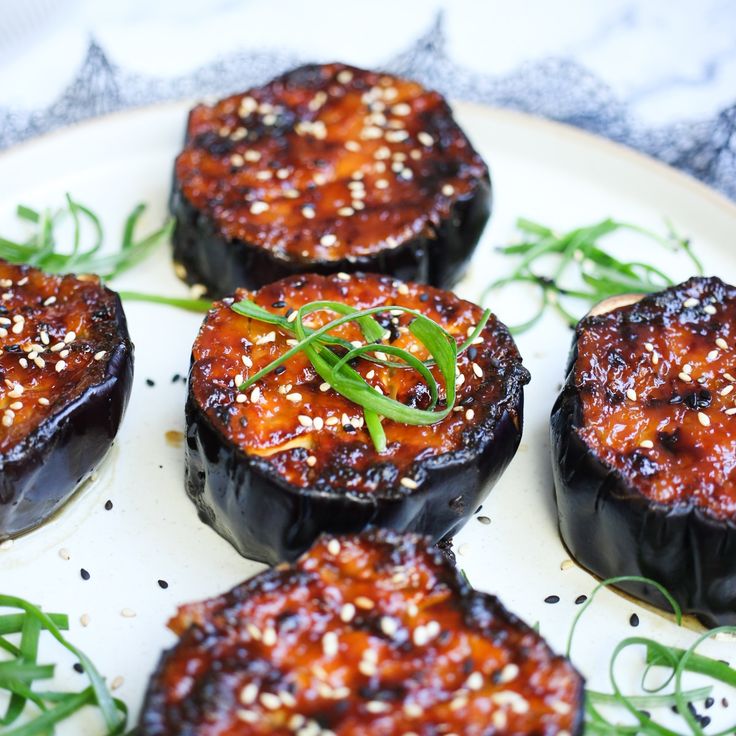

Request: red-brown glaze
left=575, top=276, right=736, bottom=518
left=0, top=261, right=123, bottom=454
left=175, top=63, right=488, bottom=262
left=189, top=273, right=525, bottom=494
left=140, top=529, right=583, bottom=735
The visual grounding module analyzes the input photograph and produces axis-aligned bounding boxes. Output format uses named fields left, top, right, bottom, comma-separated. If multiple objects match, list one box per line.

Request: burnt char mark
left=138, top=529, right=584, bottom=735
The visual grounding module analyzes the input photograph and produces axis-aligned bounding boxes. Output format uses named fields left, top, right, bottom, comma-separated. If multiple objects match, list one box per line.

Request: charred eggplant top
left=140, top=528, right=584, bottom=735
left=189, top=272, right=528, bottom=496
left=574, top=276, right=736, bottom=520
left=0, top=261, right=128, bottom=456
left=175, top=63, right=489, bottom=264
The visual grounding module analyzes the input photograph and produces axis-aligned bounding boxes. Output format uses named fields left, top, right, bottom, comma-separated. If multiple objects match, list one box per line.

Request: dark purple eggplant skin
left=551, top=329, right=736, bottom=629
left=170, top=181, right=491, bottom=298
left=0, top=294, right=133, bottom=539
left=185, top=374, right=525, bottom=567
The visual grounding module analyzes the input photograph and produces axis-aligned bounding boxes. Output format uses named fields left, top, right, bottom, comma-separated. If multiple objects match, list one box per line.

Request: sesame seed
left=465, top=409, right=475, bottom=421
left=313, top=416, right=324, bottom=430
left=43, top=296, right=57, bottom=306
left=639, top=440, right=654, bottom=449
left=236, top=394, right=247, bottom=403
left=683, top=363, right=693, bottom=374
left=726, top=373, right=736, bottom=382
left=302, top=206, right=315, bottom=219
left=441, top=184, right=455, bottom=196
left=400, top=477, right=418, bottom=489
left=466, top=671, right=484, bottom=690
left=260, top=692, right=281, bottom=710
left=327, top=539, right=341, bottom=556
left=11, top=322, right=23, bottom=335
left=110, top=675, right=124, bottom=691
left=262, top=627, right=277, bottom=646
left=286, top=392, right=302, bottom=403
left=725, top=407, right=736, bottom=415
left=626, top=388, right=637, bottom=401
left=250, top=201, right=269, bottom=215
left=320, top=234, right=337, bottom=247
left=355, top=596, right=375, bottom=610
left=683, top=297, right=699, bottom=308
left=366, top=701, right=390, bottom=714
left=94, top=350, right=106, bottom=361
left=322, top=631, right=339, bottom=657
left=0, top=539, right=13, bottom=551
left=380, top=617, right=398, bottom=637
left=698, top=412, right=711, bottom=427
left=55, top=360, right=66, bottom=372
left=297, top=415, right=313, bottom=427
left=708, top=349, right=719, bottom=360
left=256, top=331, right=276, bottom=344
left=246, top=623, right=261, bottom=640
left=644, top=342, right=654, bottom=352
left=240, top=683, right=259, bottom=705
left=250, top=387, right=261, bottom=402
left=319, top=382, right=330, bottom=392
left=717, top=338, right=729, bottom=350
left=230, top=153, right=245, bottom=167
left=375, top=179, right=389, bottom=189
left=325, top=416, right=340, bottom=426
left=499, top=663, right=520, bottom=683
left=1, top=414, right=13, bottom=427
left=417, top=131, right=434, bottom=146
left=679, top=372, right=692, bottom=382
left=306, top=456, right=317, bottom=467
left=337, top=69, right=353, bottom=84
left=720, top=385, right=733, bottom=397
left=340, top=603, right=356, bottom=622
left=472, top=362, right=483, bottom=379
left=64, top=331, right=76, bottom=343
left=58, top=548, right=71, bottom=560
left=337, top=207, right=354, bottom=216
left=560, top=558, right=574, bottom=571
left=120, top=608, right=136, bottom=618
left=705, top=305, right=717, bottom=315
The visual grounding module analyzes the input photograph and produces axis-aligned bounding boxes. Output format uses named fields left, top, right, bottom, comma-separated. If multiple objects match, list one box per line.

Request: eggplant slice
left=552, top=276, right=736, bottom=627
left=0, top=261, right=133, bottom=539
left=171, top=62, right=491, bottom=297
left=187, top=272, right=528, bottom=564
left=140, top=528, right=584, bottom=736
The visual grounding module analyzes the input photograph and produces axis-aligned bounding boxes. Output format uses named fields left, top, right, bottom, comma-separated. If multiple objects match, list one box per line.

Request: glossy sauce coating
left=0, top=261, right=124, bottom=454
left=189, top=273, right=526, bottom=494
left=141, top=529, right=583, bottom=735
left=576, top=277, right=736, bottom=518
left=175, top=63, right=488, bottom=262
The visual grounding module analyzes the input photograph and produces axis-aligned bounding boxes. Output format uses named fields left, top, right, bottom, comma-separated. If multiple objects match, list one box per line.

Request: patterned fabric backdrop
left=1, top=13, right=734, bottom=199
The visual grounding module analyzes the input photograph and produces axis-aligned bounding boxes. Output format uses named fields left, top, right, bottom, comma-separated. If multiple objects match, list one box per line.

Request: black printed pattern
left=0, top=13, right=734, bottom=199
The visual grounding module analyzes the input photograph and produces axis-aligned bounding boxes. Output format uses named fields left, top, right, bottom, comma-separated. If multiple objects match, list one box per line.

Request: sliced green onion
left=483, top=217, right=703, bottom=333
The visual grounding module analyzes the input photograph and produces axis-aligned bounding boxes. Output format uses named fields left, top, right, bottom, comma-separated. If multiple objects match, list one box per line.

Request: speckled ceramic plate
left=1, top=101, right=736, bottom=733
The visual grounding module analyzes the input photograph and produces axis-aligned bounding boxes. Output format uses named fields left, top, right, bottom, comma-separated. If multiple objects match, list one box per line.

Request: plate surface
left=1, top=101, right=736, bottom=733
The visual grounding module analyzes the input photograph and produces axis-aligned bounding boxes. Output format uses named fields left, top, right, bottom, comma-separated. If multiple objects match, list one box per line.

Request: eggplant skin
left=551, top=279, right=736, bottom=628
left=139, top=528, right=584, bottom=736
left=0, top=268, right=134, bottom=539
left=185, top=273, right=528, bottom=565
left=170, top=62, right=491, bottom=297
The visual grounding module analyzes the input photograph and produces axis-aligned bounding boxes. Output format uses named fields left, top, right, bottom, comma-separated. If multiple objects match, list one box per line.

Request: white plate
left=1, top=101, right=736, bottom=733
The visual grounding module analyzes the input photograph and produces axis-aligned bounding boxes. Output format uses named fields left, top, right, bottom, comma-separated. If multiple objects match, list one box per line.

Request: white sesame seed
left=679, top=372, right=692, bottom=383
left=322, top=631, right=339, bottom=657
left=375, top=179, right=389, bottom=190
left=34, top=357, right=45, bottom=369
left=325, top=416, right=340, bottom=426
left=355, top=596, right=374, bottom=610
left=707, top=349, right=719, bottom=361
left=58, top=547, right=71, bottom=560
left=0, top=414, right=12, bottom=428
left=59, top=349, right=70, bottom=359
left=297, top=415, right=313, bottom=427
left=286, top=392, right=302, bottom=403
left=306, top=456, right=317, bottom=467
left=337, top=207, right=355, bottom=216
left=726, top=373, right=736, bottom=382
left=683, top=364, right=692, bottom=374
left=240, top=682, right=259, bottom=705
left=366, top=701, right=390, bottom=714
left=466, top=671, right=484, bottom=690
left=651, top=353, right=660, bottom=365
left=11, top=322, right=23, bottom=335
left=626, top=388, right=637, bottom=401
left=337, top=69, right=353, bottom=84
left=9, top=401, right=22, bottom=411
left=320, top=234, right=337, bottom=247
left=400, top=477, right=418, bottom=490
left=110, top=675, right=124, bottom=691
left=683, top=297, right=699, bottom=308
left=380, top=617, right=398, bottom=638
left=236, top=394, right=247, bottom=404
left=55, top=360, right=66, bottom=372
left=717, top=338, right=729, bottom=350
left=698, top=412, right=711, bottom=427
left=417, top=131, right=434, bottom=146
left=94, top=350, right=106, bottom=361
left=120, top=608, right=136, bottom=618
left=720, top=385, right=734, bottom=397
left=64, top=331, right=76, bottom=343
left=441, top=184, right=455, bottom=196
left=639, top=440, right=654, bottom=449
left=340, top=603, right=356, bottom=622
left=260, top=692, right=281, bottom=710
left=250, top=387, right=261, bottom=403
left=725, top=407, right=736, bottom=415
left=0, top=539, right=13, bottom=551
left=704, top=305, right=717, bottom=315
left=43, top=296, right=56, bottom=306
left=643, top=342, right=654, bottom=352
left=472, top=362, right=483, bottom=379
left=262, top=627, right=277, bottom=646
left=313, top=416, right=324, bottom=430
left=250, top=201, right=269, bottom=215
left=302, top=206, right=315, bottom=219
left=319, top=382, right=330, bottom=392
left=230, top=153, right=245, bottom=167
left=256, top=331, right=276, bottom=344
left=465, top=409, right=475, bottom=421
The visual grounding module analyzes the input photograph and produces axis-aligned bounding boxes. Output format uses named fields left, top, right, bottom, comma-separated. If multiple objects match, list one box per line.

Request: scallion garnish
left=0, top=594, right=127, bottom=734
left=482, top=217, right=703, bottom=333
left=231, top=298, right=491, bottom=453
left=568, top=576, right=736, bottom=734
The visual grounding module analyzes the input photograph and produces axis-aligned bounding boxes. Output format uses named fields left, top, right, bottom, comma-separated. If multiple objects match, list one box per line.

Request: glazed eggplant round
left=0, top=261, right=133, bottom=539
left=552, top=276, right=736, bottom=627
left=171, top=62, right=491, bottom=297
left=140, top=528, right=584, bottom=736
left=186, top=272, right=528, bottom=564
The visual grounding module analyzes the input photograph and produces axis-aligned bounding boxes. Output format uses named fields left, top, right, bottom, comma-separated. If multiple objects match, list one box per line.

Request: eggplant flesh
left=186, top=273, right=529, bottom=564
left=552, top=276, right=736, bottom=627
left=139, top=528, right=584, bottom=736
left=0, top=262, right=134, bottom=539
left=171, top=62, right=491, bottom=297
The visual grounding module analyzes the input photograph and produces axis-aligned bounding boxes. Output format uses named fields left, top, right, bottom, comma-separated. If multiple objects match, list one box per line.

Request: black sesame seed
left=171, top=373, right=181, bottom=383
left=73, top=663, right=84, bottom=673
left=544, top=595, right=560, bottom=604
left=705, top=697, right=714, bottom=709
left=629, top=613, right=640, bottom=627
left=271, top=300, right=286, bottom=308
left=700, top=716, right=711, bottom=728
left=419, top=293, right=429, bottom=302
left=722, top=697, right=729, bottom=708
left=468, top=347, right=478, bottom=360
left=274, top=366, right=286, bottom=375
left=145, top=378, right=155, bottom=387
left=157, top=579, right=169, bottom=589
left=80, top=568, right=90, bottom=581
left=476, top=515, right=491, bottom=525
left=343, top=423, right=356, bottom=432
left=575, top=595, right=587, bottom=605
left=104, top=499, right=113, bottom=511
